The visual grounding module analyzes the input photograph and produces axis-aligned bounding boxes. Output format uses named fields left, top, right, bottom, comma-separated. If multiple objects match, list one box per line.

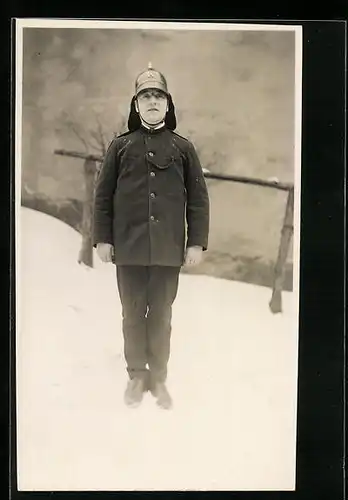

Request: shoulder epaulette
left=116, top=130, right=132, bottom=138
left=171, top=131, right=189, bottom=142
left=103, top=132, right=130, bottom=155
left=103, top=137, right=117, bottom=154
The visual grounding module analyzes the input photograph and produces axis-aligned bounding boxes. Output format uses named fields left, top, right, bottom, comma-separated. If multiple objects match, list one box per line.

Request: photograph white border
left=14, top=18, right=303, bottom=491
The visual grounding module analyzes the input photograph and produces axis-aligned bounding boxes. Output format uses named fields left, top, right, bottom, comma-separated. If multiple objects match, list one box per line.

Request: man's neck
left=140, top=118, right=165, bottom=130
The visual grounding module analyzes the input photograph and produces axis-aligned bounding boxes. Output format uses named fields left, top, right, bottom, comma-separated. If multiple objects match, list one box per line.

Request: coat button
left=150, top=215, right=155, bottom=221
left=149, top=151, right=154, bottom=157
left=150, top=192, right=156, bottom=198
left=150, top=171, right=156, bottom=177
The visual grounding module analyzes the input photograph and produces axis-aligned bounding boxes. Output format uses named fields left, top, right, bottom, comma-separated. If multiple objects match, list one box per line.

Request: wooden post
left=269, top=187, right=294, bottom=314
left=78, top=159, right=97, bottom=267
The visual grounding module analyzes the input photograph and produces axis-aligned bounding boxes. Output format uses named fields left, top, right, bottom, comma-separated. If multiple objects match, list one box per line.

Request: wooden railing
left=54, top=148, right=294, bottom=314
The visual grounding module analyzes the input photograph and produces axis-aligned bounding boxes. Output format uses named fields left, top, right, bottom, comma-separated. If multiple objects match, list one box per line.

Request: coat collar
left=139, top=121, right=167, bottom=135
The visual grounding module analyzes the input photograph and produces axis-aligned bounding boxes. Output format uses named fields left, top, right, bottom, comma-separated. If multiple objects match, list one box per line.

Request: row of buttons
left=149, top=152, right=156, bottom=221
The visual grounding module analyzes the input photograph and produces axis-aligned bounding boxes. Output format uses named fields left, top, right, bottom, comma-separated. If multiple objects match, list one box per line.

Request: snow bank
left=16, top=207, right=298, bottom=491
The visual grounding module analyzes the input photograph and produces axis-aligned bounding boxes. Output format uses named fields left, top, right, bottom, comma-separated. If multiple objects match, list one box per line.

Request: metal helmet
left=135, top=62, right=168, bottom=96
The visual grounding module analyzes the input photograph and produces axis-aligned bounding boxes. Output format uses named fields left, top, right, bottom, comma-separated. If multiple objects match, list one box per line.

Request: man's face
left=136, top=89, right=168, bottom=125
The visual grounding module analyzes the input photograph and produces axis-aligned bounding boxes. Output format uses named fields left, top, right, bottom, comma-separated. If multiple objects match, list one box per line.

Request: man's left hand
left=184, top=246, right=203, bottom=267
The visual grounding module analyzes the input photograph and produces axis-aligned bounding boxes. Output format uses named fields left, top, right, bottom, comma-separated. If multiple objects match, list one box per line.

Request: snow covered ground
left=16, top=207, right=299, bottom=491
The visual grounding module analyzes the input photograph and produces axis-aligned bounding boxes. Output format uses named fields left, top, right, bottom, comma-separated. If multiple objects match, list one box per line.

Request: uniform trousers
left=116, top=265, right=181, bottom=385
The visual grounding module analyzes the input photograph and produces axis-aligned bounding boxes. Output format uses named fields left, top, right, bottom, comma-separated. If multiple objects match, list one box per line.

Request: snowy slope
left=16, top=207, right=299, bottom=491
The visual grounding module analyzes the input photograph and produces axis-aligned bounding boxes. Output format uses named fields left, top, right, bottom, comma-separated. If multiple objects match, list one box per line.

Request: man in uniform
left=93, top=63, right=210, bottom=410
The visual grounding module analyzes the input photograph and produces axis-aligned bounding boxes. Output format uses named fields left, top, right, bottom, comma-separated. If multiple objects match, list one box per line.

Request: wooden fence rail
left=54, top=149, right=292, bottom=191
left=54, top=148, right=294, bottom=314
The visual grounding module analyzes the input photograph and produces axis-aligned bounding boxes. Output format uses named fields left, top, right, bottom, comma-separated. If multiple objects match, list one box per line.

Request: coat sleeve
left=184, top=141, right=210, bottom=251
left=92, top=139, right=119, bottom=247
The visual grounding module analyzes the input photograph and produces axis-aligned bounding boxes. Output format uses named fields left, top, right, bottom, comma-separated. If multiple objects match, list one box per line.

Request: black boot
left=124, top=378, right=144, bottom=408
left=152, top=382, right=173, bottom=410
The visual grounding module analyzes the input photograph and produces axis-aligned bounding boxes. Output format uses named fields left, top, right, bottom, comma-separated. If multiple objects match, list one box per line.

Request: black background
left=2, top=8, right=346, bottom=500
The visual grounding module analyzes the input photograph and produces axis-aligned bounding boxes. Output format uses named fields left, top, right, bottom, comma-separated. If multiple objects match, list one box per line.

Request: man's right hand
left=96, top=243, right=114, bottom=263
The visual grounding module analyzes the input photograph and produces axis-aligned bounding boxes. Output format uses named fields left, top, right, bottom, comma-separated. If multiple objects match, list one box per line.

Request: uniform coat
left=93, top=124, right=210, bottom=267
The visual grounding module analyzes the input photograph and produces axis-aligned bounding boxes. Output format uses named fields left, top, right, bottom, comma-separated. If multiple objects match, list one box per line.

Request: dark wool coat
left=92, top=125, right=210, bottom=267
